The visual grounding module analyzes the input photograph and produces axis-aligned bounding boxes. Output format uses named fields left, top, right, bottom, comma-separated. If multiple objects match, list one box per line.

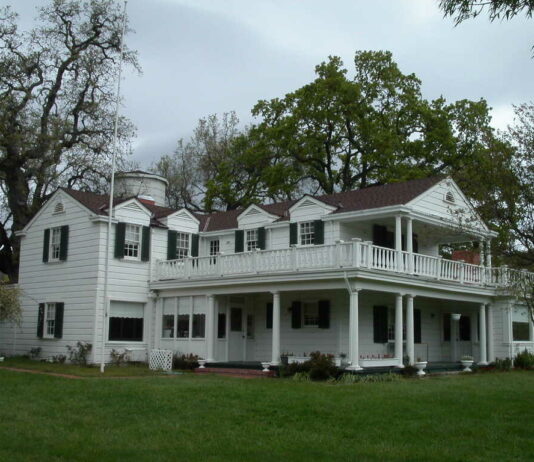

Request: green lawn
left=0, top=369, right=533, bottom=462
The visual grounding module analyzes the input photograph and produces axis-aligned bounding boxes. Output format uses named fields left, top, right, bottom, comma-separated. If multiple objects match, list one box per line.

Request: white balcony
left=154, top=240, right=533, bottom=288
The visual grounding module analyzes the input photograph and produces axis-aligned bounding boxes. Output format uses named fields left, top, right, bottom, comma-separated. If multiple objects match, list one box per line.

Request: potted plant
left=460, top=354, right=474, bottom=372
left=414, top=357, right=428, bottom=376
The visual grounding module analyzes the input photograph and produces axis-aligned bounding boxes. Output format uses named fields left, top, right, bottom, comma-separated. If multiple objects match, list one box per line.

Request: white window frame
left=246, top=229, right=258, bottom=252
left=302, top=300, right=319, bottom=327
left=209, top=239, right=220, bottom=256
left=299, top=221, right=315, bottom=246
left=43, top=303, right=56, bottom=339
left=49, top=227, right=61, bottom=262
left=124, top=224, right=141, bottom=260
left=176, top=232, right=190, bottom=260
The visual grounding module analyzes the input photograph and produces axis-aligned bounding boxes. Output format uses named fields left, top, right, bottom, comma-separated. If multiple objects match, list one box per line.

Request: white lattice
left=149, top=349, right=173, bottom=371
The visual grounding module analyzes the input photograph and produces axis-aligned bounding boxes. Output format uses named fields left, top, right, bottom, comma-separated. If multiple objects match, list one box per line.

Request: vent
left=299, top=199, right=316, bottom=207
left=245, top=208, right=262, bottom=216
left=445, top=191, right=455, bottom=203
left=175, top=211, right=193, bottom=221
left=53, top=202, right=65, bottom=214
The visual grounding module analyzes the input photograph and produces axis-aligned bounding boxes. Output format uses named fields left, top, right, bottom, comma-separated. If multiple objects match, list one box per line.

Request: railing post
left=436, top=256, right=442, bottom=280
left=217, top=252, right=224, bottom=277
left=185, top=258, right=191, bottom=279
left=365, top=241, right=373, bottom=268
left=335, top=240, right=343, bottom=267
left=291, top=245, right=298, bottom=271
left=253, top=248, right=259, bottom=274
left=351, top=238, right=361, bottom=268
left=501, top=265, right=508, bottom=286
left=459, top=263, right=465, bottom=284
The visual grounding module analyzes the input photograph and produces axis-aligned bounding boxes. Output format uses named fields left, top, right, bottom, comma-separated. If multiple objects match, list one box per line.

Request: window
left=299, top=221, right=315, bottom=245
left=161, top=298, right=175, bottom=338
left=217, top=312, right=226, bottom=339
left=124, top=224, right=141, bottom=259
left=44, top=303, right=56, bottom=338
left=175, top=232, right=190, bottom=260
left=108, top=301, right=144, bottom=341
left=49, top=227, right=61, bottom=262
left=209, top=240, right=220, bottom=256
left=177, top=297, right=191, bottom=338
left=303, top=301, right=319, bottom=327
left=513, top=308, right=530, bottom=341
left=246, top=229, right=258, bottom=251
left=192, top=296, right=205, bottom=338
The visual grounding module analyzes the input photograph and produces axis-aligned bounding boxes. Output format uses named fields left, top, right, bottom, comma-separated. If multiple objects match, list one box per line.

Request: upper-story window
left=209, top=240, right=220, bottom=256
left=49, top=227, right=62, bottom=262
left=176, top=232, right=190, bottom=260
left=124, top=224, right=141, bottom=260
left=246, top=229, right=258, bottom=251
left=299, top=221, right=315, bottom=245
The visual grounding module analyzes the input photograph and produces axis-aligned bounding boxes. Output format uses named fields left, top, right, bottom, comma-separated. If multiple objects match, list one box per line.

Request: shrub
left=292, top=371, right=310, bottom=382
left=66, top=341, right=92, bottom=366
left=493, top=357, right=512, bottom=371
left=29, top=347, right=41, bottom=359
left=110, top=349, right=130, bottom=367
left=173, top=353, right=199, bottom=370
left=399, top=365, right=419, bottom=377
left=514, top=349, right=534, bottom=370
left=52, top=354, right=66, bottom=364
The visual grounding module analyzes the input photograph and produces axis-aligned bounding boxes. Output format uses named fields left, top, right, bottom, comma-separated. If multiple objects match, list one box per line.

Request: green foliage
left=440, top=1, right=534, bottom=25
left=0, top=283, right=21, bottom=324
left=172, top=353, right=199, bottom=370
left=109, top=349, right=130, bottom=367
left=514, top=349, right=534, bottom=369
left=335, top=372, right=402, bottom=384
left=493, top=358, right=513, bottom=371
left=66, top=341, right=92, bottom=366
left=51, top=355, right=66, bottom=364
left=279, top=351, right=339, bottom=381
left=29, top=347, right=41, bottom=359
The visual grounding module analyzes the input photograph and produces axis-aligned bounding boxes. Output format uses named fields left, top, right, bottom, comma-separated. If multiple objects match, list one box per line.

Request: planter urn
left=414, top=361, right=427, bottom=376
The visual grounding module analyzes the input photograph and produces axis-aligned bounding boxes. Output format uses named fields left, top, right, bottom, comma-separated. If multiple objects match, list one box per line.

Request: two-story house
left=1, top=171, right=532, bottom=370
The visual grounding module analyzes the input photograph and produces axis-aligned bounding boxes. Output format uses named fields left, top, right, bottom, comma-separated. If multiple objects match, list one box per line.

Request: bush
left=493, top=357, right=513, bottom=371
left=29, top=347, right=41, bottom=359
left=66, top=341, right=92, bottom=366
left=52, top=354, right=66, bottom=364
left=110, top=349, right=130, bottom=367
left=336, top=372, right=401, bottom=384
left=280, top=352, right=339, bottom=381
left=514, top=349, right=534, bottom=370
left=173, top=353, right=199, bottom=370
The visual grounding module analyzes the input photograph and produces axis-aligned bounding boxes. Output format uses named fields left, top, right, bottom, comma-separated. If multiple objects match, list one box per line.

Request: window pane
left=177, top=315, right=189, bottom=338
left=513, top=322, right=530, bottom=341
left=303, top=302, right=318, bottom=326
left=162, top=315, right=174, bottom=338
left=210, top=240, right=220, bottom=256
left=217, top=312, right=226, bottom=339
left=124, top=224, right=140, bottom=258
left=192, top=313, right=205, bottom=338
left=176, top=233, right=189, bottom=260
left=300, top=222, right=315, bottom=245
left=246, top=229, right=258, bottom=251
left=109, top=317, right=143, bottom=341
left=459, top=316, right=471, bottom=341
left=231, top=308, right=242, bottom=331
left=50, top=228, right=61, bottom=260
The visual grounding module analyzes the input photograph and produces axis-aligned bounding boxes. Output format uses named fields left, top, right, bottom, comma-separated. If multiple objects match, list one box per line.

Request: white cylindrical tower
left=114, top=170, right=168, bottom=206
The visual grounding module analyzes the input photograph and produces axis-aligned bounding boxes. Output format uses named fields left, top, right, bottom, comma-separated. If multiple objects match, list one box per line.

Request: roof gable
left=289, top=195, right=337, bottom=214
left=113, top=198, right=152, bottom=217
left=163, top=208, right=200, bottom=224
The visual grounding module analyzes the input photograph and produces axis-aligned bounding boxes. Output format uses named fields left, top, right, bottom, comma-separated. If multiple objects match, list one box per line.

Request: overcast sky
left=6, top=0, right=534, bottom=167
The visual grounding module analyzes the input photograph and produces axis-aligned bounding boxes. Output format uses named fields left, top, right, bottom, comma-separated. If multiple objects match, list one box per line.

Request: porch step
left=194, top=367, right=275, bottom=378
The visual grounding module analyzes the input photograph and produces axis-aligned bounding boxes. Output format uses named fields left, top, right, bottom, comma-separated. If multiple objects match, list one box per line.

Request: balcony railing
left=154, top=240, right=534, bottom=288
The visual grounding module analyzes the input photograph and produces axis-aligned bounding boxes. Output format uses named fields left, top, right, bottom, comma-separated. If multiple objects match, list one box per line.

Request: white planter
left=451, top=313, right=461, bottom=321
left=460, top=360, right=474, bottom=372
left=198, top=360, right=207, bottom=369
left=261, top=362, right=271, bottom=372
left=414, top=361, right=427, bottom=376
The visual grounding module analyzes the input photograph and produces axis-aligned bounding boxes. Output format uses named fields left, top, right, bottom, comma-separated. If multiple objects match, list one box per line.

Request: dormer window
left=299, top=221, right=315, bottom=245
left=445, top=191, right=455, bottom=203
left=124, top=224, right=141, bottom=260
left=246, top=229, right=259, bottom=251
left=175, top=232, right=190, bottom=260
left=53, top=202, right=65, bottom=214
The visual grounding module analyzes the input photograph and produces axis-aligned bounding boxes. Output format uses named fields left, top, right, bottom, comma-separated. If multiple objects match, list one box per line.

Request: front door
left=228, top=307, right=245, bottom=361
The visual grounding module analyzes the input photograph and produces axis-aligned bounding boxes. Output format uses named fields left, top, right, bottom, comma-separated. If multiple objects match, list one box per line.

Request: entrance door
left=228, top=307, right=245, bottom=361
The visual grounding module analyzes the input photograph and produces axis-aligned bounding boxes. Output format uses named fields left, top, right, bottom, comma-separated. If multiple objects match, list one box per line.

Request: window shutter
left=37, top=303, right=44, bottom=338
left=42, top=229, right=50, bottom=263
left=414, top=309, right=421, bottom=344
left=291, top=301, right=302, bottom=329
left=318, top=300, right=330, bottom=329
left=373, top=305, right=388, bottom=343
left=266, top=302, right=273, bottom=329
left=191, top=234, right=199, bottom=257
left=257, top=227, right=266, bottom=250
left=59, top=225, right=69, bottom=261
left=289, top=223, right=298, bottom=246
left=141, top=226, right=151, bottom=261
left=235, top=230, right=244, bottom=253
left=114, top=222, right=126, bottom=258
left=313, top=220, right=324, bottom=245
left=167, top=230, right=178, bottom=260
left=54, top=303, right=64, bottom=339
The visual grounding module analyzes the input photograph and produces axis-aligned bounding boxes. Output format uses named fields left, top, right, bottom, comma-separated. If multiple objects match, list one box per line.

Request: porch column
left=406, top=217, right=414, bottom=274
left=406, top=294, right=415, bottom=365
left=206, top=295, right=216, bottom=362
left=395, top=293, right=404, bottom=367
left=347, top=290, right=362, bottom=371
left=479, top=241, right=485, bottom=267
left=479, top=304, right=488, bottom=365
left=487, top=304, right=495, bottom=363
left=395, top=215, right=403, bottom=272
left=529, top=312, right=534, bottom=342
left=486, top=239, right=492, bottom=267
left=450, top=314, right=458, bottom=362
left=271, top=291, right=281, bottom=365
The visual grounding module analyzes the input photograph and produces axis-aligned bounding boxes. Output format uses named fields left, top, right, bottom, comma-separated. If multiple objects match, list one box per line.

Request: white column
left=479, top=241, right=485, bottom=267
left=487, top=304, right=495, bottom=363
left=486, top=239, right=492, bottom=267
left=406, top=217, right=413, bottom=274
left=450, top=315, right=457, bottom=362
left=406, top=294, right=415, bottom=365
left=347, top=290, right=362, bottom=370
left=529, top=312, right=534, bottom=342
left=395, top=293, right=404, bottom=367
left=271, top=291, right=281, bottom=365
left=205, top=295, right=216, bottom=362
left=479, top=304, right=488, bottom=365
left=395, top=215, right=403, bottom=272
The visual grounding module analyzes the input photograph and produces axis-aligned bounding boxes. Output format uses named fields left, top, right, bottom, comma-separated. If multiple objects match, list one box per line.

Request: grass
left=0, top=368, right=533, bottom=461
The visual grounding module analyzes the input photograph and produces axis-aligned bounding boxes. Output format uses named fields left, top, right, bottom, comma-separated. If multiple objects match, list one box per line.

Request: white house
left=1, top=171, right=533, bottom=370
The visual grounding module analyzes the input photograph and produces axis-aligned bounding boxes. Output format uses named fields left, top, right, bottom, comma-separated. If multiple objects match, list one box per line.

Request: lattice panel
left=149, top=349, right=173, bottom=371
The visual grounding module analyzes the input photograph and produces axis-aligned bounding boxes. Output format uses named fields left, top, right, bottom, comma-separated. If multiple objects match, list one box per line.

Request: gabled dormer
left=288, top=195, right=337, bottom=222
left=163, top=208, right=201, bottom=261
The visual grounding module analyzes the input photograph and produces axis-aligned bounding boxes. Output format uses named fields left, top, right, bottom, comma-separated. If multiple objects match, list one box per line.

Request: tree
left=0, top=0, right=138, bottom=281
left=0, top=281, right=21, bottom=325
left=440, top=0, right=534, bottom=24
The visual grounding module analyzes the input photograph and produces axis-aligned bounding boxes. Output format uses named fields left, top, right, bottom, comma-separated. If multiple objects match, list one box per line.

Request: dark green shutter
left=257, top=227, right=266, bottom=250
left=191, top=234, right=199, bottom=257
left=42, top=229, right=50, bottom=263
left=289, top=223, right=298, bottom=245
left=37, top=303, right=44, bottom=338
left=54, top=303, right=64, bottom=339
left=373, top=305, right=388, bottom=343
left=291, top=301, right=302, bottom=329
left=167, top=230, right=177, bottom=260
left=114, top=222, right=126, bottom=258
left=314, top=220, right=324, bottom=245
left=318, top=300, right=330, bottom=329
left=235, top=230, right=244, bottom=253
left=266, top=302, right=273, bottom=329
left=59, top=225, right=69, bottom=261
left=141, top=226, right=150, bottom=261
left=414, top=309, right=421, bottom=344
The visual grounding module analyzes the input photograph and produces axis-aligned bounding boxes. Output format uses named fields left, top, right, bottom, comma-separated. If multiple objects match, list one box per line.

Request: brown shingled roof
left=60, top=176, right=444, bottom=232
